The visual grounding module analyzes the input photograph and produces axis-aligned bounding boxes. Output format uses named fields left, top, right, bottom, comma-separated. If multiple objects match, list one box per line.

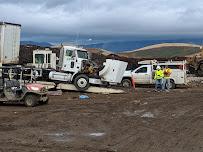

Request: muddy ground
left=0, top=86, right=202, bottom=152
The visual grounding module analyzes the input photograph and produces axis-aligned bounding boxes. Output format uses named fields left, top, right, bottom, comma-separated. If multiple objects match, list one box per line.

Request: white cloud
left=1, top=0, right=203, bottom=41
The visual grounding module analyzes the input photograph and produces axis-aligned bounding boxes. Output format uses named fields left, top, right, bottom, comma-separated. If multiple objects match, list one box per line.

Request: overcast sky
left=0, top=0, right=203, bottom=42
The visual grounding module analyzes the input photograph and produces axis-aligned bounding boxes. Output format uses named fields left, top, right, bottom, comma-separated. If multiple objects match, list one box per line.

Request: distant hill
left=119, top=43, right=202, bottom=58
left=21, top=38, right=203, bottom=52
left=85, top=48, right=112, bottom=56
left=84, top=38, right=203, bottom=52
left=21, top=41, right=52, bottom=47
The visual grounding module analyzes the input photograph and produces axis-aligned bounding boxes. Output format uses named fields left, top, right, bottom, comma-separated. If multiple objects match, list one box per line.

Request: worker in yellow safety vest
left=163, top=65, right=172, bottom=91
left=154, top=65, right=164, bottom=91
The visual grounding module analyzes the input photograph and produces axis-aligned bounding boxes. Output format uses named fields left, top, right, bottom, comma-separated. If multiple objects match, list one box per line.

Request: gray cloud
left=0, top=0, right=203, bottom=42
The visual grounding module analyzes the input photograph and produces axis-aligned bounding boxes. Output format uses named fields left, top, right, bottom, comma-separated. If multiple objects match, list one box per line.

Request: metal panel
left=0, top=22, right=21, bottom=64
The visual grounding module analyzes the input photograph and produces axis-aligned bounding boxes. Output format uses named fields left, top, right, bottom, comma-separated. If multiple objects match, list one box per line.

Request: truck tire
left=74, top=74, right=90, bottom=91
left=121, top=78, right=132, bottom=88
left=197, top=63, right=203, bottom=77
left=166, top=79, right=176, bottom=89
left=24, top=94, right=38, bottom=107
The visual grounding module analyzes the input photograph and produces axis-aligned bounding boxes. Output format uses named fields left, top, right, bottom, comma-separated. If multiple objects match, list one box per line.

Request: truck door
left=133, top=66, right=151, bottom=84
left=62, top=49, right=77, bottom=73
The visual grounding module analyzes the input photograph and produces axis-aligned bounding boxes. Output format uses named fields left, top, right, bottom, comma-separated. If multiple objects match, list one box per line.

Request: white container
left=0, top=22, right=21, bottom=64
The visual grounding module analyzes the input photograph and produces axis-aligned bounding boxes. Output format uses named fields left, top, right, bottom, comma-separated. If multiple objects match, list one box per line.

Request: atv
left=0, top=66, right=48, bottom=107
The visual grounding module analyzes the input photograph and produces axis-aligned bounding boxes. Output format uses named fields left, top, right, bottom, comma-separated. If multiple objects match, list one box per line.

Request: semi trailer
left=0, top=22, right=21, bottom=65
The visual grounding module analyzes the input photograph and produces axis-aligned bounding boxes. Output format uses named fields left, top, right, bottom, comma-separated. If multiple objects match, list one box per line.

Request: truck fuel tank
left=49, top=71, right=72, bottom=82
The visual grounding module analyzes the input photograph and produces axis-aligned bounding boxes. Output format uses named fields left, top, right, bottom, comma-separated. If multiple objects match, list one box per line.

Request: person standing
left=154, top=66, right=164, bottom=92
left=163, top=65, right=172, bottom=91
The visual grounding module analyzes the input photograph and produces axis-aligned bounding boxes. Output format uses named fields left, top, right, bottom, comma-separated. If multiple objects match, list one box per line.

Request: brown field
left=0, top=86, right=202, bottom=152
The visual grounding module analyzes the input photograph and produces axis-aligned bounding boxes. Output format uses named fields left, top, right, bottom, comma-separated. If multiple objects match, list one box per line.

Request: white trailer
left=0, top=22, right=21, bottom=64
left=122, top=60, right=187, bottom=89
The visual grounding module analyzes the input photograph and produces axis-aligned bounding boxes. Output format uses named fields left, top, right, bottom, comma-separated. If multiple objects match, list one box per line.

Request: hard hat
left=156, top=66, right=161, bottom=70
left=166, top=68, right=172, bottom=74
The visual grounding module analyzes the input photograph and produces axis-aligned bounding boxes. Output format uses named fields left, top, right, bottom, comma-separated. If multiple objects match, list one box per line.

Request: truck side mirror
left=88, top=53, right=92, bottom=60
left=71, top=55, right=76, bottom=60
left=72, top=51, right=76, bottom=59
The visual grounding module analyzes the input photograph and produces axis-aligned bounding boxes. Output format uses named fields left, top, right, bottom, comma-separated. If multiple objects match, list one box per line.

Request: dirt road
left=0, top=87, right=202, bottom=152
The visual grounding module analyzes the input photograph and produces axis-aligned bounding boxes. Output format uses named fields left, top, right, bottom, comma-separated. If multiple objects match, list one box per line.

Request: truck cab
left=58, top=45, right=89, bottom=74
left=131, top=65, right=153, bottom=84
left=33, top=48, right=57, bottom=69
left=49, top=45, right=128, bottom=91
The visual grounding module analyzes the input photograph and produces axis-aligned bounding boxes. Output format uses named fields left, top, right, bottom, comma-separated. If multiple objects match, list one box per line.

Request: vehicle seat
left=0, top=78, right=4, bottom=91
left=5, top=80, right=22, bottom=94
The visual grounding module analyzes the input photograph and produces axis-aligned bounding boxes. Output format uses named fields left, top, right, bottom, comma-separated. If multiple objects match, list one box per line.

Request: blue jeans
left=162, top=78, right=170, bottom=90
left=155, top=79, right=163, bottom=90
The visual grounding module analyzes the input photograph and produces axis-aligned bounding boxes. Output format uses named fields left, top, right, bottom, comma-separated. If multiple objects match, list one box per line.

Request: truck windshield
left=77, top=50, right=88, bottom=59
left=35, top=54, right=44, bottom=64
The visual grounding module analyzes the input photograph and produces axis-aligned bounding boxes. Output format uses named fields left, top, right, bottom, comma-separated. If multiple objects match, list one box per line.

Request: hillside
left=119, top=43, right=202, bottom=58
left=83, top=38, right=203, bottom=52
left=85, top=48, right=112, bottom=56
left=21, top=41, right=52, bottom=47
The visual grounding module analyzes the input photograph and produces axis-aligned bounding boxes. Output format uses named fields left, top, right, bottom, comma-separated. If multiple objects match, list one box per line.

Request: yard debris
left=57, top=83, right=125, bottom=94
left=47, top=90, right=63, bottom=96
left=79, top=95, right=89, bottom=100
left=123, top=110, right=145, bottom=116
left=132, top=100, right=141, bottom=104
left=141, top=102, right=148, bottom=105
left=141, top=112, right=155, bottom=118
left=88, top=132, right=105, bottom=137
left=187, top=76, right=203, bottom=87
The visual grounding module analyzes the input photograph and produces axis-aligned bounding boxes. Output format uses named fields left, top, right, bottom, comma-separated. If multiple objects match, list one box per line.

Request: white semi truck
left=46, top=45, right=128, bottom=91
left=122, top=60, right=187, bottom=89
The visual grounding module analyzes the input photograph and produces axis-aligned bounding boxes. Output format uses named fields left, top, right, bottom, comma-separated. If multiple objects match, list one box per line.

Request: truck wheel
left=197, top=63, right=203, bottom=77
left=74, top=74, right=90, bottom=91
left=121, top=79, right=132, bottom=88
left=167, top=79, right=176, bottom=89
left=24, top=94, right=38, bottom=107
